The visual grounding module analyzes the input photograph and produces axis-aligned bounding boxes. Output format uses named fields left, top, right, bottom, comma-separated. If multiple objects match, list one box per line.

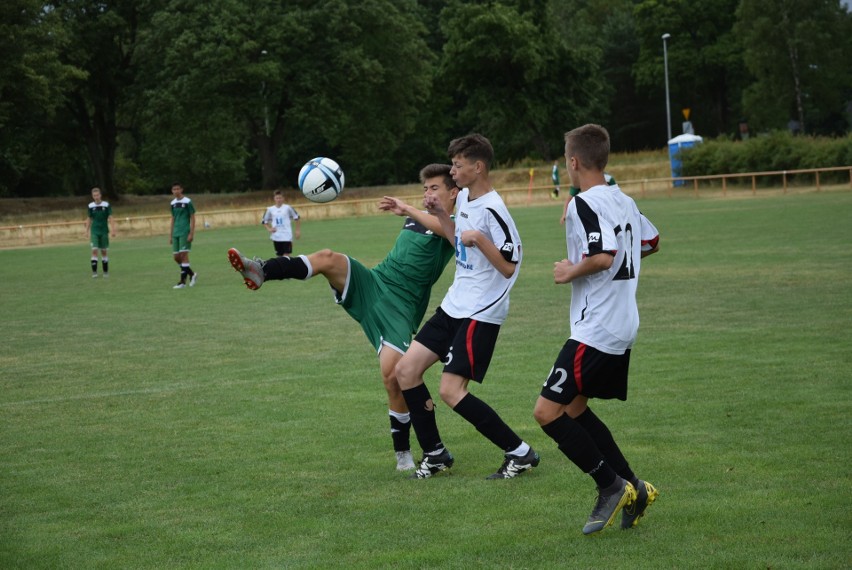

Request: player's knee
left=438, top=383, right=465, bottom=408
left=310, top=248, right=335, bottom=271
left=394, top=359, right=417, bottom=389
left=381, top=369, right=399, bottom=392
left=533, top=399, right=558, bottom=426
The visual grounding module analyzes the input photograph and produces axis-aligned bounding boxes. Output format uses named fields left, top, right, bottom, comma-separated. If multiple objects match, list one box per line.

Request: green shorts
left=172, top=234, right=192, bottom=254
left=90, top=233, right=109, bottom=249
left=336, top=257, right=416, bottom=354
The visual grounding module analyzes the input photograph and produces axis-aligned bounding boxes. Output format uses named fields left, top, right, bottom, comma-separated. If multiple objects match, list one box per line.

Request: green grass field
left=2, top=191, right=851, bottom=569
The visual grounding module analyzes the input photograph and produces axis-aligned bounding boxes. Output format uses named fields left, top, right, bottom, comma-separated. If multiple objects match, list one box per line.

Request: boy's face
left=449, top=155, right=478, bottom=189
left=274, top=194, right=284, bottom=206
left=422, top=176, right=459, bottom=213
left=171, top=185, right=183, bottom=198
left=91, top=189, right=102, bottom=202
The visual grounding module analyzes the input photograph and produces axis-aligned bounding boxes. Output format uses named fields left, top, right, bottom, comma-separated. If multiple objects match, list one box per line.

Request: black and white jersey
left=441, top=188, right=522, bottom=325
left=565, top=184, right=659, bottom=354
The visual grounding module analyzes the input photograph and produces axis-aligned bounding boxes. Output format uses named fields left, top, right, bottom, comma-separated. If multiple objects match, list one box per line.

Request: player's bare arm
left=378, top=196, right=446, bottom=237
left=554, top=253, right=614, bottom=284
left=641, top=244, right=659, bottom=258
left=422, top=194, right=455, bottom=240
left=462, top=230, right=517, bottom=278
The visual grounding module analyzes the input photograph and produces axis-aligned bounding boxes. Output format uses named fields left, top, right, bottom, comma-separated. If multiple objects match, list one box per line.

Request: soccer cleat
left=409, top=449, right=454, bottom=479
left=189, top=272, right=198, bottom=287
left=395, top=450, right=416, bottom=472
left=173, top=282, right=186, bottom=289
left=92, top=273, right=98, bottom=278
left=582, top=478, right=637, bottom=535
left=228, top=248, right=264, bottom=290
left=486, top=447, right=541, bottom=479
left=621, top=480, right=659, bottom=529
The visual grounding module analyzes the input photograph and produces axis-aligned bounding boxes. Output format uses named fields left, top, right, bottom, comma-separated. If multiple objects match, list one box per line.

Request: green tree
left=137, top=0, right=434, bottom=191
left=437, top=0, right=605, bottom=162
left=735, top=0, right=852, bottom=135
left=633, top=0, right=746, bottom=139
left=47, top=1, right=159, bottom=201
left=0, top=0, right=84, bottom=196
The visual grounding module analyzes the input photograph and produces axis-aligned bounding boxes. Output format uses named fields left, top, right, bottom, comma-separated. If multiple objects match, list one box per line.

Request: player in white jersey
left=261, top=190, right=301, bottom=256
left=395, top=133, right=540, bottom=480
left=534, top=124, right=660, bottom=535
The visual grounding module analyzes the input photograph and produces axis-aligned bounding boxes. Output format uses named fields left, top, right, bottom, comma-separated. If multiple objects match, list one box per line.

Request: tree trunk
left=70, top=92, right=120, bottom=202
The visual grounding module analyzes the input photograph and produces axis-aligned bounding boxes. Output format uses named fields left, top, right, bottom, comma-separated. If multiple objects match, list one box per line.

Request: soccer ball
left=298, top=157, right=345, bottom=203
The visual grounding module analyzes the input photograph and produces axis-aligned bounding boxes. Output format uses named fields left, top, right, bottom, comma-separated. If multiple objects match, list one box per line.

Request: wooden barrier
left=2, top=165, right=849, bottom=248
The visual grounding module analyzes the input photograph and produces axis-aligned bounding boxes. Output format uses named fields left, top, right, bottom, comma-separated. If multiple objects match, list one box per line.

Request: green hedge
left=679, top=131, right=852, bottom=184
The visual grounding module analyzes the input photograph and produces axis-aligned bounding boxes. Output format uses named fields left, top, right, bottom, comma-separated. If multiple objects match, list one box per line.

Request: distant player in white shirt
left=261, top=190, right=301, bottom=256
left=395, top=133, right=540, bottom=480
left=534, top=124, right=660, bottom=535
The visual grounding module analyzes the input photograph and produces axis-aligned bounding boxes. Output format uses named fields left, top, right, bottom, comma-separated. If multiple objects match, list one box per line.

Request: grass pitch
left=1, top=191, right=850, bottom=568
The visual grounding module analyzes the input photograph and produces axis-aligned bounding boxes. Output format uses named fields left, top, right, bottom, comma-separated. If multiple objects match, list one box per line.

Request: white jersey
left=565, top=184, right=659, bottom=354
left=440, top=188, right=522, bottom=325
left=262, top=204, right=300, bottom=241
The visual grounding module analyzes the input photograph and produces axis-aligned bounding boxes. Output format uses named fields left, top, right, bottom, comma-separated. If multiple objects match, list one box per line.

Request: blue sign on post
left=668, top=133, right=703, bottom=187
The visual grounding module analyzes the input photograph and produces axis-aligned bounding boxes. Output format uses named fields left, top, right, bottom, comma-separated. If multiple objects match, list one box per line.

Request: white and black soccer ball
left=298, top=157, right=345, bottom=203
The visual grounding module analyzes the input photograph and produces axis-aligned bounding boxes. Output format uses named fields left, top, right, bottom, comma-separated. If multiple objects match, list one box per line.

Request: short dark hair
left=419, top=163, right=455, bottom=190
left=273, top=190, right=283, bottom=197
left=564, top=124, right=610, bottom=171
left=447, top=134, right=494, bottom=169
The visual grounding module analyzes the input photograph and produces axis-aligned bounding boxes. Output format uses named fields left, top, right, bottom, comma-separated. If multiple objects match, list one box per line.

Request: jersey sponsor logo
left=587, top=232, right=601, bottom=243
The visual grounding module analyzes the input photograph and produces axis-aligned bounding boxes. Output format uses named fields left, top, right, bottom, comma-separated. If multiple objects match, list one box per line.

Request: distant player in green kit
left=170, top=182, right=197, bottom=289
left=85, top=187, right=115, bottom=278
left=226, top=164, right=459, bottom=472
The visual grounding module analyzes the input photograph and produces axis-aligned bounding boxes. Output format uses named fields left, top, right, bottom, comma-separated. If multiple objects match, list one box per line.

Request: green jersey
left=374, top=216, right=455, bottom=331
left=170, top=197, right=195, bottom=236
left=88, top=200, right=112, bottom=235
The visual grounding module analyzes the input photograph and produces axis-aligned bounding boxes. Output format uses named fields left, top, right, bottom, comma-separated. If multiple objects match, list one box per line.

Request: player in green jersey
left=227, top=164, right=459, bottom=472
left=85, top=187, right=115, bottom=278
left=170, top=183, right=197, bottom=289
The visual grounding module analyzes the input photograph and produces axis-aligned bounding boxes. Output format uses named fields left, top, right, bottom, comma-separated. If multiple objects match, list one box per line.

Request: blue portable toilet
left=668, top=133, right=703, bottom=187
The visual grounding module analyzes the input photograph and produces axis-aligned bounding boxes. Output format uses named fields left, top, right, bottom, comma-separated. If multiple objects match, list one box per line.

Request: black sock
left=575, top=407, right=637, bottom=487
left=389, top=412, right=411, bottom=453
left=180, top=267, right=188, bottom=283
left=91, top=259, right=98, bottom=273
left=453, top=393, right=522, bottom=453
left=401, top=384, right=443, bottom=454
left=263, top=255, right=309, bottom=280
left=541, top=413, right=616, bottom=489
left=186, top=266, right=194, bottom=277
left=102, top=259, right=109, bottom=274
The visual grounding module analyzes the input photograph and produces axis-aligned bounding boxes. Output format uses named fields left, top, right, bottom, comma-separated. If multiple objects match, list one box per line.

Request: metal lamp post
left=662, top=33, right=672, bottom=142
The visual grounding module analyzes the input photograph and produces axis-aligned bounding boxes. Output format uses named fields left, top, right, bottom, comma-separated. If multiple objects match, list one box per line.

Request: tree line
left=1, top=0, right=850, bottom=200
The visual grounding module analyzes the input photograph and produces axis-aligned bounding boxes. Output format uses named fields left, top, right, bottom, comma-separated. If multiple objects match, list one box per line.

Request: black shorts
left=273, top=241, right=293, bottom=256
left=540, top=340, right=631, bottom=403
left=414, top=306, right=501, bottom=383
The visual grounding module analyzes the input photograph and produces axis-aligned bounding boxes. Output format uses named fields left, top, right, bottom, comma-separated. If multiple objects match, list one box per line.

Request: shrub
left=680, top=131, right=852, bottom=181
